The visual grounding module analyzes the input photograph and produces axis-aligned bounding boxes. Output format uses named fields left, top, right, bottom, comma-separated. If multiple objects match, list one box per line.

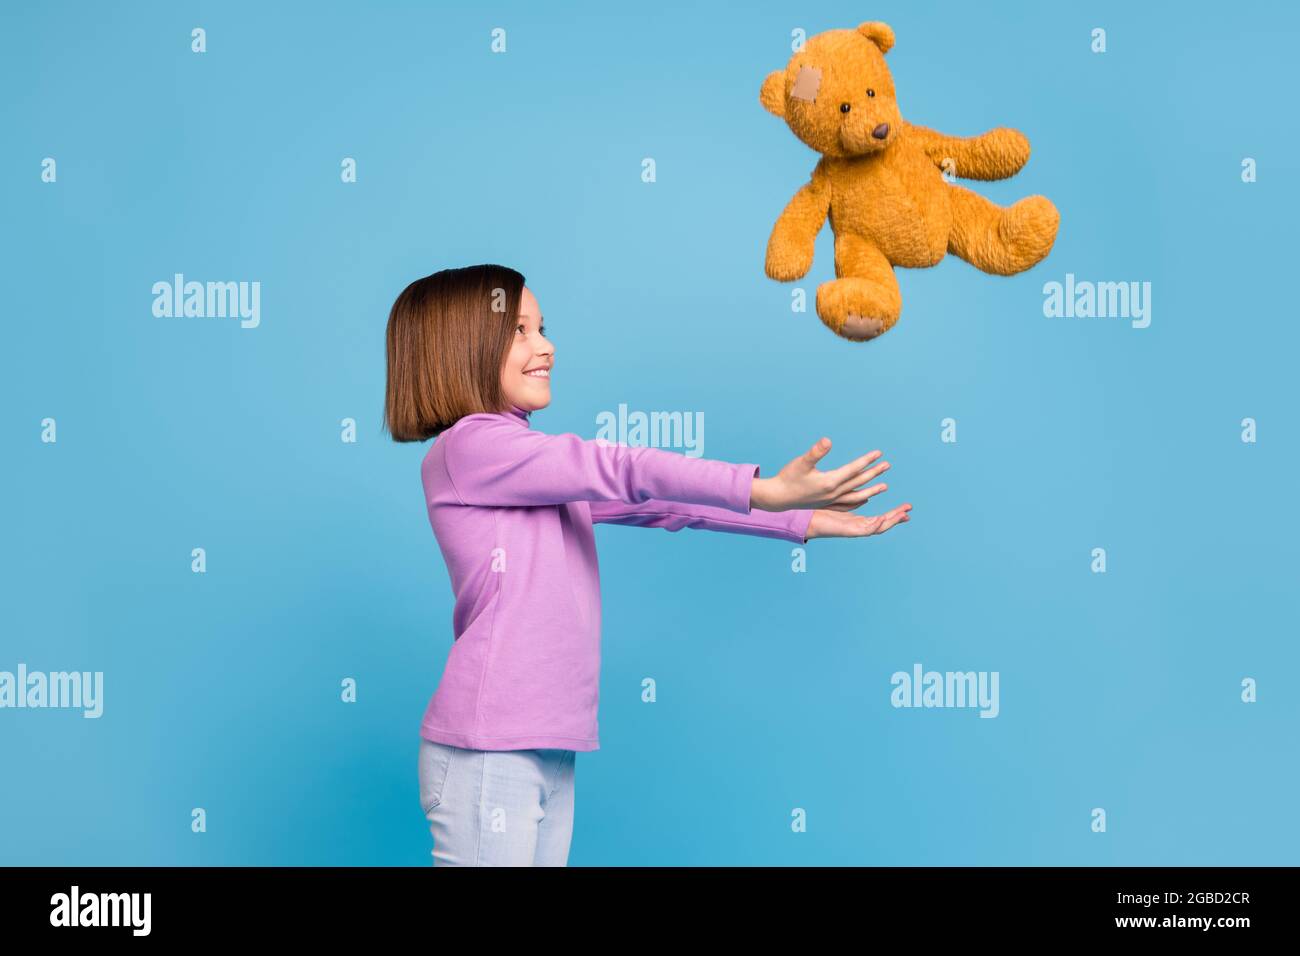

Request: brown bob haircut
left=384, top=263, right=525, bottom=442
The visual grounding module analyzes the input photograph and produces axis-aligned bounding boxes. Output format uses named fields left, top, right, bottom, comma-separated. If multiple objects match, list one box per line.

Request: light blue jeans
left=417, top=737, right=576, bottom=866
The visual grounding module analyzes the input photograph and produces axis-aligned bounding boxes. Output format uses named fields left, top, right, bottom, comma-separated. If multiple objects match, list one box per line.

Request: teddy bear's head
left=760, top=22, right=902, bottom=159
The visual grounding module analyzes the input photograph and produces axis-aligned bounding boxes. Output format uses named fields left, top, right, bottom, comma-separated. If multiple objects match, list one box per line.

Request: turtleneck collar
left=506, top=404, right=532, bottom=425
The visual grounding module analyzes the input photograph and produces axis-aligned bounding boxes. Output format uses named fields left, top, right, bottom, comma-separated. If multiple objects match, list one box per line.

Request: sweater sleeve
left=441, top=414, right=758, bottom=512
left=588, top=498, right=814, bottom=544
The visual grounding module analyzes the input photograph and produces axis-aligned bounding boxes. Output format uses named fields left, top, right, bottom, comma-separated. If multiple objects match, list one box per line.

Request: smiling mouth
left=524, top=368, right=550, bottom=379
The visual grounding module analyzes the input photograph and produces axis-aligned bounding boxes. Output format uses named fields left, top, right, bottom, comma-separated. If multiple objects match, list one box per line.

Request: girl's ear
left=760, top=70, right=786, bottom=117
left=857, top=21, right=895, bottom=54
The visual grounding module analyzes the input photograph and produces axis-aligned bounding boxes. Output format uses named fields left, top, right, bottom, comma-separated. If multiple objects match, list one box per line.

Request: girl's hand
left=805, top=503, right=912, bottom=540
left=751, top=438, right=891, bottom=512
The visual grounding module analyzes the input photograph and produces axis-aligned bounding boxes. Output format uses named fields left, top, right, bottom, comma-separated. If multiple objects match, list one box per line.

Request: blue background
left=2, top=0, right=1296, bottom=865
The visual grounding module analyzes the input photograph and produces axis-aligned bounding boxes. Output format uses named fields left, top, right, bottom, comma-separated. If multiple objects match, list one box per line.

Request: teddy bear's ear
left=857, top=21, right=895, bottom=54
left=760, top=70, right=787, bottom=117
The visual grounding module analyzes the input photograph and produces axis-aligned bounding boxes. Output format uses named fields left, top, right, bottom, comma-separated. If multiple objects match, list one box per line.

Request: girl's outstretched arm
left=440, top=417, right=906, bottom=538
left=588, top=497, right=814, bottom=544
left=439, top=413, right=759, bottom=513
left=589, top=494, right=912, bottom=542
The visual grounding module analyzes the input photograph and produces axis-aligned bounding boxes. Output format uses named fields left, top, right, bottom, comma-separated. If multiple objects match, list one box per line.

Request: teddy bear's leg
left=815, top=234, right=901, bottom=341
left=946, top=183, right=1059, bottom=276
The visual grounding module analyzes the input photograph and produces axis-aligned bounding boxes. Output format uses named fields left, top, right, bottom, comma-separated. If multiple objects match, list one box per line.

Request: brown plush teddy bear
left=761, top=21, right=1060, bottom=341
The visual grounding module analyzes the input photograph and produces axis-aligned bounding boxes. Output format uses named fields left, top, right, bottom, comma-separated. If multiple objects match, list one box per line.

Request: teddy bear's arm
left=904, top=122, right=1032, bottom=182
left=764, top=166, right=832, bottom=282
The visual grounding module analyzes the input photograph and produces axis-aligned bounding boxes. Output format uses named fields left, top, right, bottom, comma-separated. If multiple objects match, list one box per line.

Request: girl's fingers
left=823, top=449, right=882, bottom=486
left=865, top=504, right=912, bottom=535
left=833, top=463, right=890, bottom=497
left=830, top=459, right=889, bottom=498
left=813, top=503, right=913, bottom=537
left=827, top=482, right=888, bottom=509
left=877, top=512, right=907, bottom=533
left=799, top=437, right=834, bottom=470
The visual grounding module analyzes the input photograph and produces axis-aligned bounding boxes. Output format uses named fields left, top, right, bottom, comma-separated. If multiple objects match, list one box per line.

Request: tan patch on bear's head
left=760, top=22, right=904, bottom=159
left=789, top=65, right=822, bottom=102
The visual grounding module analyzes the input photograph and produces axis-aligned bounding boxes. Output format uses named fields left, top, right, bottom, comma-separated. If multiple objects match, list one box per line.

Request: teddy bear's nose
left=872, top=123, right=890, bottom=140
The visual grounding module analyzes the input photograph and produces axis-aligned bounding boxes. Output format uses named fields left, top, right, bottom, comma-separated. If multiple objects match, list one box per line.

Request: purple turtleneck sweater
left=417, top=404, right=815, bottom=752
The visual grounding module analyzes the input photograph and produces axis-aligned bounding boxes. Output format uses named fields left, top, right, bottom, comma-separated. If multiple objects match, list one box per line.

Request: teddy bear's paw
left=841, top=314, right=890, bottom=341
left=982, top=128, right=1031, bottom=179
left=816, top=279, right=901, bottom=341
left=765, top=242, right=816, bottom=282
left=997, top=195, right=1060, bottom=271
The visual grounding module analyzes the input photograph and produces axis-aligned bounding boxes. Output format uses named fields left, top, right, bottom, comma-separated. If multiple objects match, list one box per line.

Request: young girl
left=384, top=264, right=911, bottom=867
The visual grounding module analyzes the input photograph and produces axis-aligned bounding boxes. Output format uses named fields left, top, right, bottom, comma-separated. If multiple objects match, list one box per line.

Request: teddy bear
left=760, top=21, right=1060, bottom=341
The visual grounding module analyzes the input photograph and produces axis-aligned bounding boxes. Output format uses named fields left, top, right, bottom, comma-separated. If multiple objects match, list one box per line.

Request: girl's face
left=500, top=285, right=554, bottom=412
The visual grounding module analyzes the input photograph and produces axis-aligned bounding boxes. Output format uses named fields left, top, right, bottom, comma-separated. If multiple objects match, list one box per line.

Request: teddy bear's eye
left=839, top=103, right=851, bottom=113
left=867, top=89, right=876, bottom=97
